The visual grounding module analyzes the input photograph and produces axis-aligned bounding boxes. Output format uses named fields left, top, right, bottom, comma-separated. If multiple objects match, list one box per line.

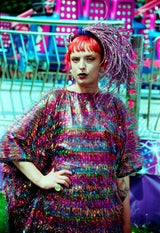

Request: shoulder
left=16, top=88, right=67, bottom=119
left=38, top=87, right=66, bottom=105
left=42, top=87, right=65, bottom=99
left=99, top=90, right=127, bottom=114
left=100, top=91, right=132, bottom=130
left=109, top=94, right=136, bottom=132
left=112, top=95, right=127, bottom=115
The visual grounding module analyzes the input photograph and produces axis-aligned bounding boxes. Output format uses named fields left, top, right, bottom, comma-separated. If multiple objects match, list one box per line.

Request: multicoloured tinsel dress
left=0, top=88, right=141, bottom=233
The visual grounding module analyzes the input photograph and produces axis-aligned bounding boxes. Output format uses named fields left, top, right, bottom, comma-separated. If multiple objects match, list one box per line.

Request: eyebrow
left=71, top=54, right=96, bottom=58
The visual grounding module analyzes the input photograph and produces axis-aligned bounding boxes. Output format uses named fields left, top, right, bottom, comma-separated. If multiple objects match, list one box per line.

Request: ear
left=100, top=59, right=107, bottom=71
left=100, top=64, right=105, bottom=73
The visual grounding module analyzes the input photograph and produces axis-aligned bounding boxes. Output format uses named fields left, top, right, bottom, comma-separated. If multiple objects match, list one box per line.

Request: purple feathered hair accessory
left=67, top=23, right=136, bottom=90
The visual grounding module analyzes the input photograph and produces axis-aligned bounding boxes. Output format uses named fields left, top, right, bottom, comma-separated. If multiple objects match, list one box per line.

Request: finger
left=59, top=177, right=72, bottom=188
left=63, top=175, right=72, bottom=186
left=59, top=180, right=70, bottom=188
left=57, top=169, right=72, bottom=176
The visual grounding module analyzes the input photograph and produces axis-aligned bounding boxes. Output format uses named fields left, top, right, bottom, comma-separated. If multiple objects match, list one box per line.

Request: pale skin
left=13, top=48, right=131, bottom=232
left=68, top=49, right=103, bottom=93
left=117, top=176, right=131, bottom=233
left=13, top=161, right=72, bottom=190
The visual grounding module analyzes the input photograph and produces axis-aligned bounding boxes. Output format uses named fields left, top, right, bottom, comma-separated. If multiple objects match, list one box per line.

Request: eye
left=71, top=57, right=79, bottom=62
left=87, top=56, right=95, bottom=61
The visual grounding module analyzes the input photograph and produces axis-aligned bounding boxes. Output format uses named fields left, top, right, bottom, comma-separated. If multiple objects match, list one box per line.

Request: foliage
left=131, top=225, right=160, bottom=233
left=1, top=0, right=36, bottom=16
left=0, top=191, right=9, bottom=233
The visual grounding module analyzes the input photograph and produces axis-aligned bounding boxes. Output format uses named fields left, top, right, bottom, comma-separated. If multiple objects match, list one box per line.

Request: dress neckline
left=65, top=88, right=102, bottom=96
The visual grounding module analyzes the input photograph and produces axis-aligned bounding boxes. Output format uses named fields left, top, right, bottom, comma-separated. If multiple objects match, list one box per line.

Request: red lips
left=78, top=73, right=87, bottom=78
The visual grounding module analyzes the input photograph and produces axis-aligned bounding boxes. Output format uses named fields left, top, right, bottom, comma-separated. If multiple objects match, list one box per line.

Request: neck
left=69, top=83, right=100, bottom=94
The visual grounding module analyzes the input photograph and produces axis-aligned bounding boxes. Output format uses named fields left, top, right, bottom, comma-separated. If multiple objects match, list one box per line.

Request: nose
left=79, top=59, right=86, bottom=70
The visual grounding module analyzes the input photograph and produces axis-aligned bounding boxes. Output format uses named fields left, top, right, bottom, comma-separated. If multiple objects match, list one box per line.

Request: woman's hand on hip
left=39, top=168, right=72, bottom=190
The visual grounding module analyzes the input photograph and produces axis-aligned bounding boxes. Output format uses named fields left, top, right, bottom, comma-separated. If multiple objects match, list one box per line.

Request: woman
left=0, top=23, right=141, bottom=232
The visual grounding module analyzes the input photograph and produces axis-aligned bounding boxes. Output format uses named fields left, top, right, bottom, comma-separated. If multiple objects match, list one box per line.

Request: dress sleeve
left=114, top=98, right=142, bottom=178
left=0, top=89, right=59, bottom=163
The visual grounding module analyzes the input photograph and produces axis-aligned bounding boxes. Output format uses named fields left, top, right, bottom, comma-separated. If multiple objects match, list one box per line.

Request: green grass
left=131, top=226, right=160, bottom=233
left=0, top=190, right=9, bottom=233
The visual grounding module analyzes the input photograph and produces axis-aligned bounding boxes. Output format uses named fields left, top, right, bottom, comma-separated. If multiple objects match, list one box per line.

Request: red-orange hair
left=65, top=35, right=103, bottom=71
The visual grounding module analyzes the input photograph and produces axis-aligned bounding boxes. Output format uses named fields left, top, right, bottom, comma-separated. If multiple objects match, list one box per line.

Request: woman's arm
left=117, top=175, right=131, bottom=233
left=13, top=161, right=72, bottom=190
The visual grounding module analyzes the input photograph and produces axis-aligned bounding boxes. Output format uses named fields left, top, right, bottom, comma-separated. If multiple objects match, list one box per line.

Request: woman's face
left=70, top=49, right=102, bottom=90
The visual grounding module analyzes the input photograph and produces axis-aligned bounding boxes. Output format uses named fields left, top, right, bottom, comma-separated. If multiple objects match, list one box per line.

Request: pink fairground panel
left=0, top=13, right=12, bottom=50
left=110, top=0, right=135, bottom=38
left=53, top=0, right=82, bottom=47
left=82, top=0, right=110, bottom=20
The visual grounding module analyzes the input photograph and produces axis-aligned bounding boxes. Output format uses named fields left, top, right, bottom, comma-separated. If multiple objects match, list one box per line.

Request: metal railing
left=130, top=34, right=144, bottom=130
left=0, top=16, right=160, bottom=138
left=0, top=16, right=125, bottom=93
left=0, top=29, right=69, bottom=93
left=147, top=36, right=160, bottom=134
left=0, top=15, right=125, bottom=26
